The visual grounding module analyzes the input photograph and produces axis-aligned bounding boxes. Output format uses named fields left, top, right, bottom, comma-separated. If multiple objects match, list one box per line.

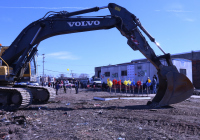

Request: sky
left=0, top=0, right=199, bottom=78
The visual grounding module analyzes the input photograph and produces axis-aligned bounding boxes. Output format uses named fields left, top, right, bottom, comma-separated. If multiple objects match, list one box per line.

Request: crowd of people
left=43, top=79, right=79, bottom=95
left=145, top=75, right=157, bottom=94
left=41, top=75, right=158, bottom=95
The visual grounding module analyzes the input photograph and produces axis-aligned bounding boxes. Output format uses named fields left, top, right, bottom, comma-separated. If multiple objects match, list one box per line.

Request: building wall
left=172, top=59, right=193, bottom=82
left=101, top=65, right=127, bottom=83
left=99, top=59, right=192, bottom=84
left=133, top=62, right=156, bottom=83
left=171, top=51, right=200, bottom=60
left=96, top=51, right=200, bottom=88
left=192, top=60, right=200, bottom=88
left=172, top=51, right=200, bottom=88
left=95, top=67, right=101, bottom=78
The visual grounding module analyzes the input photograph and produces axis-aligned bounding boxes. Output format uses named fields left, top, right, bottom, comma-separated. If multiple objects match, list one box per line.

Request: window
left=112, top=73, right=118, bottom=78
left=180, top=69, right=186, bottom=75
left=121, top=70, right=127, bottom=76
left=93, top=78, right=101, bottom=81
left=137, top=66, right=142, bottom=69
left=105, top=72, right=110, bottom=77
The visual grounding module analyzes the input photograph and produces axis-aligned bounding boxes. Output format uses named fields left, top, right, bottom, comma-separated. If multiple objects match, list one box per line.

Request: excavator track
left=44, top=86, right=57, bottom=101
left=27, top=86, right=56, bottom=103
left=0, top=87, right=33, bottom=110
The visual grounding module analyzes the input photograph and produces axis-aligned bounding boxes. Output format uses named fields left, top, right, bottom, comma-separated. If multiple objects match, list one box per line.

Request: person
left=48, top=82, right=51, bottom=87
left=153, top=75, right=157, bottom=81
left=145, top=77, right=150, bottom=90
left=75, top=80, right=79, bottom=94
left=55, top=81, right=60, bottom=95
left=152, top=77, right=157, bottom=94
left=145, top=77, right=151, bottom=94
left=63, top=80, right=67, bottom=93
left=52, top=82, right=55, bottom=88
left=146, top=77, right=150, bottom=83
left=102, top=82, right=107, bottom=91
left=60, top=80, right=63, bottom=88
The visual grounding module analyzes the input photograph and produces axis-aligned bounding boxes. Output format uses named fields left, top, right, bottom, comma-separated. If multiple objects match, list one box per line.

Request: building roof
left=96, top=50, right=198, bottom=69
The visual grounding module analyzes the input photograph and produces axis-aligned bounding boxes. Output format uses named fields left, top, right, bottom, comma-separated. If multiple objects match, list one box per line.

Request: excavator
left=0, top=3, right=194, bottom=110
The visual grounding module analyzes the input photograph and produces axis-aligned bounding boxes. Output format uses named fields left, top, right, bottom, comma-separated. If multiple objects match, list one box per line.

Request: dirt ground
left=0, top=88, right=200, bottom=140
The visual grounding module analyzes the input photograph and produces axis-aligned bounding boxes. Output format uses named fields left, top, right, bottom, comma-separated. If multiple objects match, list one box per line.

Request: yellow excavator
left=0, top=3, right=194, bottom=110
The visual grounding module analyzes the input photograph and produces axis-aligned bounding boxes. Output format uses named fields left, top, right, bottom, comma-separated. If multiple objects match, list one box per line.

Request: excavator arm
left=108, top=3, right=194, bottom=107
left=1, top=3, right=193, bottom=107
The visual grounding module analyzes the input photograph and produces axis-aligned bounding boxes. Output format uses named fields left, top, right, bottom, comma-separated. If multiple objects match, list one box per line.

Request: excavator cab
left=0, top=46, right=14, bottom=82
left=0, top=46, right=33, bottom=83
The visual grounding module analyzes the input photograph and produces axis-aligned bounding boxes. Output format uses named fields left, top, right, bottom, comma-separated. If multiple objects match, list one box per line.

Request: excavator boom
left=0, top=3, right=194, bottom=110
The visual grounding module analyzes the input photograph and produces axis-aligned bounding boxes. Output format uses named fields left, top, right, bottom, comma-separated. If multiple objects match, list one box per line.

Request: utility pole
left=35, top=53, right=39, bottom=83
left=71, top=70, right=74, bottom=78
left=42, top=54, right=45, bottom=85
left=37, top=64, right=40, bottom=83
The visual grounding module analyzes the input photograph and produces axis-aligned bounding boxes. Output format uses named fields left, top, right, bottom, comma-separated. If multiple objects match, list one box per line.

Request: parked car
left=80, top=80, right=88, bottom=88
left=89, top=78, right=101, bottom=84
left=14, top=82, right=27, bottom=85
left=28, top=82, right=39, bottom=86
left=89, top=77, right=102, bottom=87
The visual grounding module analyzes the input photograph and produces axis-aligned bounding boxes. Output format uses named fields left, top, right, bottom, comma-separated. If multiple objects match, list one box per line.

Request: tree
left=79, top=73, right=89, bottom=78
left=59, top=74, right=65, bottom=79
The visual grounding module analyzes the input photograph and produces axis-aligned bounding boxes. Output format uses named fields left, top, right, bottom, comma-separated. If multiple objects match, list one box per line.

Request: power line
left=40, top=68, right=94, bottom=74
left=40, top=69, right=94, bottom=76
left=37, top=61, right=97, bottom=66
left=44, top=69, right=68, bottom=73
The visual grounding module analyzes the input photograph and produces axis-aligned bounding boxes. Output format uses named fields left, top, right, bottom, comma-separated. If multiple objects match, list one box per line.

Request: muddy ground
left=0, top=88, right=200, bottom=140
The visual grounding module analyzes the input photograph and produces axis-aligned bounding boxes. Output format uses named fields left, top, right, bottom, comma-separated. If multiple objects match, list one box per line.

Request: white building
left=95, top=58, right=192, bottom=84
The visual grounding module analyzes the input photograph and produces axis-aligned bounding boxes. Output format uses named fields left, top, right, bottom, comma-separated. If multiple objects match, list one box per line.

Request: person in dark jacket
left=153, top=75, right=157, bottom=81
left=75, top=80, right=79, bottom=94
left=152, top=77, right=157, bottom=94
left=55, top=81, right=60, bottom=95
left=63, top=80, right=67, bottom=93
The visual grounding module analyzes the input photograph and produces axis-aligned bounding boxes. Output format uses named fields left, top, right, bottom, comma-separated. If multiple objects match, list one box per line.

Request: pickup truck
left=89, top=78, right=102, bottom=87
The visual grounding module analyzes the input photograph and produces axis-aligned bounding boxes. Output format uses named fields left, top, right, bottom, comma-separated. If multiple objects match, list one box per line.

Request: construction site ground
left=0, top=88, right=200, bottom=140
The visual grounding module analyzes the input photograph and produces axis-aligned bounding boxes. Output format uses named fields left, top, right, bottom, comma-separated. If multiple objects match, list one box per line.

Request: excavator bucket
left=151, top=71, right=194, bottom=107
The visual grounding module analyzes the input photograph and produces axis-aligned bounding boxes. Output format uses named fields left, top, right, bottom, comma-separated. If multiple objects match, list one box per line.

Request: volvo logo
left=67, top=20, right=100, bottom=27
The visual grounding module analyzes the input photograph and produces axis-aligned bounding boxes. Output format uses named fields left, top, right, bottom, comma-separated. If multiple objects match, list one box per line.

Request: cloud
left=0, top=6, right=88, bottom=10
left=165, top=3, right=195, bottom=22
left=0, top=17, right=12, bottom=22
left=166, top=10, right=192, bottom=13
left=46, top=51, right=79, bottom=60
left=166, top=3, right=192, bottom=13
left=184, top=18, right=195, bottom=22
